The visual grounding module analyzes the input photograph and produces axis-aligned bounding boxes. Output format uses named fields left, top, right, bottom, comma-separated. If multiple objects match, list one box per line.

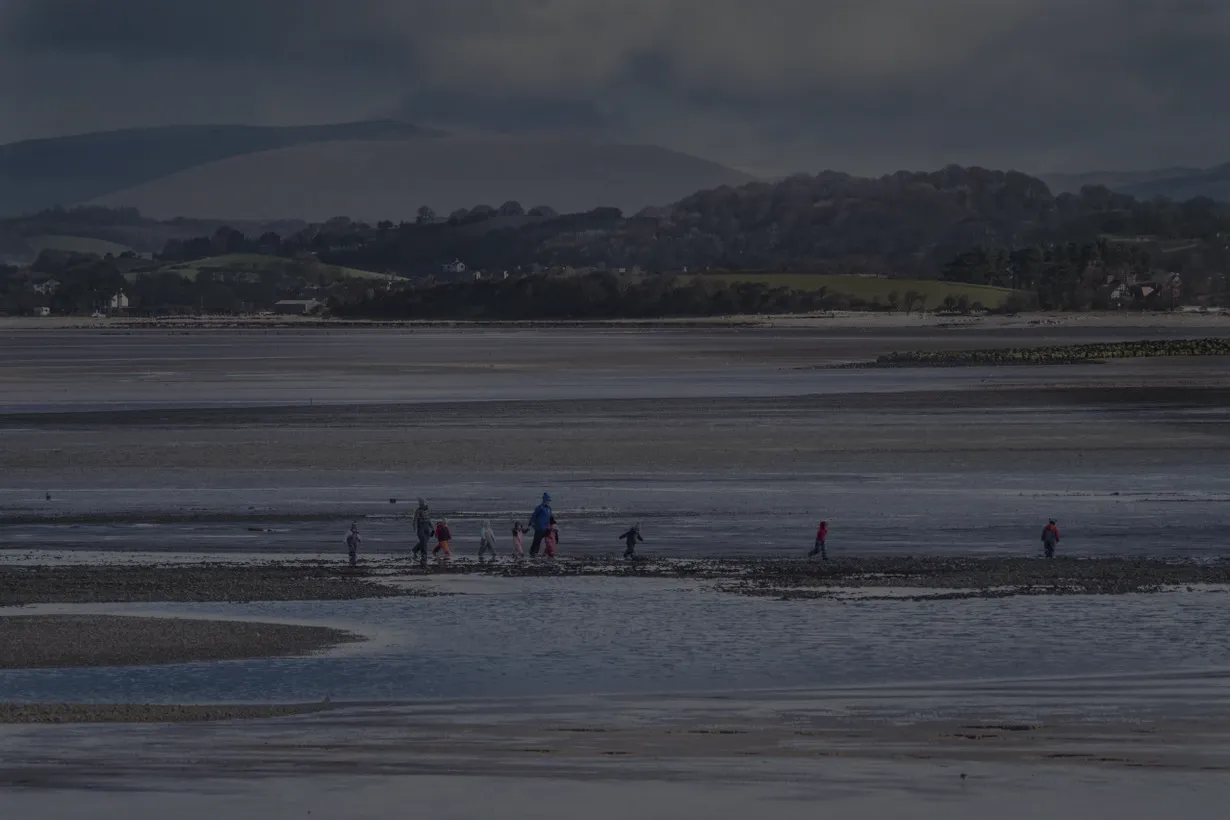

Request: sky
left=1, top=0, right=1228, bottom=176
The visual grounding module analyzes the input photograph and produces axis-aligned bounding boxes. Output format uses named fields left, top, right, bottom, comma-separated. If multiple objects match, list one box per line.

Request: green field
left=27, top=234, right=134, bottom=257
left=691, top=273, right=1029, bottom=310
left=158, top=254, right=393, bottom=282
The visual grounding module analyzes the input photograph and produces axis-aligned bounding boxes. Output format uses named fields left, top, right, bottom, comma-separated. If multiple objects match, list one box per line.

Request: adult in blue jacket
left=529, top=493, right=553, bottom=557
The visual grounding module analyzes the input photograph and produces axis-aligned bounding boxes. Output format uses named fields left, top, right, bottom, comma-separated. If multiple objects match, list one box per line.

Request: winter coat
left=530, top=502, right=553, bottom=532
left=620, top=528, right=643, bottom=548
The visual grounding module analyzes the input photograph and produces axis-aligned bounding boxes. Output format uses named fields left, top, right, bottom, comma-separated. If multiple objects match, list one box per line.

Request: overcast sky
left=2, top=0, right=1227, bottom=175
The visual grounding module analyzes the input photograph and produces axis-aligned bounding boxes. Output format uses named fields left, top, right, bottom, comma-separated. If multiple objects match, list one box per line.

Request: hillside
left=90, top=137, right=756, bottom=221
left=1044, top=164, right=1230, bottom=202
left=0, top=207, right=307, bottom=265
left=0, top=121, right=440, bottom=217
left=321, top=166, right=1140, bottom=276
left=155, top=253, right=392, bottom=283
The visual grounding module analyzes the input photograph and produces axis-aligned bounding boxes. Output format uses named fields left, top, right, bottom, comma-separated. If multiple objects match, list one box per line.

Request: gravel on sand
left=0, top=614, right=361, bottom=669
left=0, top=562, right=415, bottom=607
left=0, top=702, right=334, bottom=724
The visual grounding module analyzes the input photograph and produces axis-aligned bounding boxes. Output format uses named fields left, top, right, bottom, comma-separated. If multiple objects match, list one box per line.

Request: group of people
left=344, top=493, right=1062, bottom=567
left=347, top=493, right=622, bottom=568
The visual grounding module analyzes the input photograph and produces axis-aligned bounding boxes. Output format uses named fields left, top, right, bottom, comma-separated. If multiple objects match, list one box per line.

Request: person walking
left=345, top=522, right=362, bottom=567
left=412, top=498, right=432, bottom=567
left=479, top=520, right=497, bottom=562
left=808, top=520, right=829, bottom=560
left=511, top=521, right=526, bottom=560
left=1041, top=519, right=1060, bottom=559
left=543, top=517, right=560, bottom=559
left=529, top=493, right=554, bottom=557
left=619, top=524, right=643, bottom=559
left=434, top=518, right=453, bottom=560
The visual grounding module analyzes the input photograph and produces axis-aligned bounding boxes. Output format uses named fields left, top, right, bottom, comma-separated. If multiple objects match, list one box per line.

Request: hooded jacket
left=1042, top=523, right=1060, bottom=545
left=620, top=527, right=643, bottom=548
left=530, top=494, right=554, bottom=531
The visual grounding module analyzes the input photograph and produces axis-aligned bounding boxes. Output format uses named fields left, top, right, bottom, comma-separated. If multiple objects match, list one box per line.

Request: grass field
left=691, top=273, right=1029, bottom=310
left=158, top=254, right=393, bottom=282
left=26, top=234, right=134, bottom=257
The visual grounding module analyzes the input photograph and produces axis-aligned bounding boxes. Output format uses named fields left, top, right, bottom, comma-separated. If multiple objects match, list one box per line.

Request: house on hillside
left=108, top=292, right=130, bottom=311
left=442, top=259, right=466, bottom=275
left=272, top=299, right=324, bottom=316
left=31, top=277, right=60, bottom=295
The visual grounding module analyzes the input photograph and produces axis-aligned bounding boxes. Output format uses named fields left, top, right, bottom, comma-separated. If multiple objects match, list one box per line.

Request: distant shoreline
left=1, top=309, right=1228, bottom=332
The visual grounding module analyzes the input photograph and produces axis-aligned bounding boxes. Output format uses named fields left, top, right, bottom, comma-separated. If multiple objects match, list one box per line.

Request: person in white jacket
left=479, top=520, right=497, bottom=562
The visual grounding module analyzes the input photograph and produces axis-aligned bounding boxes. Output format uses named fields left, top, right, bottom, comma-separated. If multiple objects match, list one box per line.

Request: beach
left=2, top=318, right=1230, bottom=815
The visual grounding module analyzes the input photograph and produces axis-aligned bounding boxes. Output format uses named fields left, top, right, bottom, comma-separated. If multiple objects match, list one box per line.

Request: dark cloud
left=3, top=0, right=1229, bottom=174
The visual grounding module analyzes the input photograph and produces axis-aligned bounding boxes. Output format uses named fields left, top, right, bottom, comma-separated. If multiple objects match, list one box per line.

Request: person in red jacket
left=433, top=518, right=453, bottom=560
left=1041, top=519, right=1060, bottom=559
left=808, top=520, right=829, bottom=560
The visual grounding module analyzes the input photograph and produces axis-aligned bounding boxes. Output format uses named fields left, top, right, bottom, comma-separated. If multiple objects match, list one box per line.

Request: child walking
left=542, top=517, right=560, bottom=559
left=808, top=520, right=829, bottom=560
left=345, top=522, right=362, bottom=567
left=619, top=524, right=643, bottom=559
left=479, top=520, right=497, bottom=562
left=434, top=518, right=452, bottom=560
left=511, top=521, right=526, bottom=560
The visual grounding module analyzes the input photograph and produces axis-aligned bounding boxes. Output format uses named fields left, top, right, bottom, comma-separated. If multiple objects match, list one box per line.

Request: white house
left=442, top=259, right=466, bottom=275
left=109, top=292, right=130, bottom=310
left=272, top=299, right=324, bottom=316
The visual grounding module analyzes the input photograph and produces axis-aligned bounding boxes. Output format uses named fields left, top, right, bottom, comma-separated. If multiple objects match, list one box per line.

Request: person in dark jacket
left=808, top=520, right=829, bottom=560
left=620, top=524, right=644, bottom=559
left=345, top=522, right=362, bottom=567
left=529, top=493, right=553, bottom=557
left=1041, top=519, right=1060, bottom=559
left=412, top=498, right=432, bottom=567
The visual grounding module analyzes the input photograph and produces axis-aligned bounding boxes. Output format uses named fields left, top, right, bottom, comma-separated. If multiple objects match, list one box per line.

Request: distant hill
left=90, top=137, right=756, bottom=222
left=1043, top=164, right=1230, bottom=202
left=0, top=121, right=442, bottom=217
left=308, top=165, right=1230, bottom=279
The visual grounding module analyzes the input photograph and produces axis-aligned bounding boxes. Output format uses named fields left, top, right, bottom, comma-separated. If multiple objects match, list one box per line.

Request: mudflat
left=0, top=614, right=361, bottom=669
left=0, top=563, right=417, bottom=606
left=3, top=323, right=1230, bottom=558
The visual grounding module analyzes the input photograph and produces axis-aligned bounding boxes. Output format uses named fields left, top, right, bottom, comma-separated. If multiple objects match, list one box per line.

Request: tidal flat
left=2, top=319, right=1230, bottom=816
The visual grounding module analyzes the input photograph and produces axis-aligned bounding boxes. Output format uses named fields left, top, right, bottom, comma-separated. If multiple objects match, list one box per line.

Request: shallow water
left=4, top=579, right=1230, bottom=704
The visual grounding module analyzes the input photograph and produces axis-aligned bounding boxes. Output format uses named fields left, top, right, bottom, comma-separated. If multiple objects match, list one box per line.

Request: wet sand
left=0, top=614, right=361, bottom=669
left=4, top=679, right=1230, bottom=817
left=3, top=323, right=1230, bottom=816
left=0, top=563, right=419, bottom=607
left=0, top=703, right=332, bottom=724
left=5, top=556, right=1229, bottom=609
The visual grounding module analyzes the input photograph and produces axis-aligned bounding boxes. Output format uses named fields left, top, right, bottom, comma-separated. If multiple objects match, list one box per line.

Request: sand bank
left=0, top=563, right=419, bottom=607
left=0, top=614, right=361, bottom=669
left=0, top=702, right=332, bottom=724
left=4, top=557, right=1227, bottom=607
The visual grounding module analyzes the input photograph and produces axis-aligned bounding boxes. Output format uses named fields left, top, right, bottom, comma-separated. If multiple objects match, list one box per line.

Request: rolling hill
left=1043, top=164, right=1230, bottom=202
left=0, top=120, right=441, bottom=217
left=89, top=137, right=756, bottom=222
left=0, top=120, right=442, bottom=217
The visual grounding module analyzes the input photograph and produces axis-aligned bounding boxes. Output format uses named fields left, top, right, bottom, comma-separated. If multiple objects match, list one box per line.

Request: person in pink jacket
left=511, top=521, right=526, bottom=560
left=543, top=518, right=560, bottom=559
left=808, top=520, right=829, bottom=560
